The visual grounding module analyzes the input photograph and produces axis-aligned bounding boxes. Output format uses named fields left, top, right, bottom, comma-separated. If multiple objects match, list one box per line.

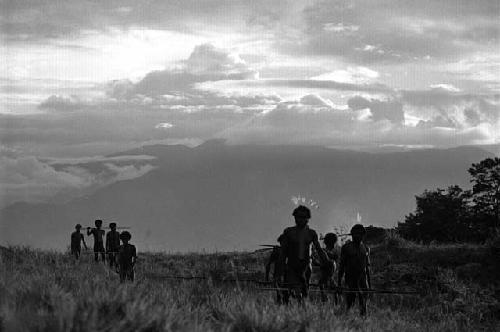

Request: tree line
left=397, top=157, right=500, bottom=243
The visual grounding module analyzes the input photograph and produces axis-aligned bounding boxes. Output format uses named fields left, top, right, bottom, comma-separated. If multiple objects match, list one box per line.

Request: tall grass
left=0, top=245, right=498, bottom=332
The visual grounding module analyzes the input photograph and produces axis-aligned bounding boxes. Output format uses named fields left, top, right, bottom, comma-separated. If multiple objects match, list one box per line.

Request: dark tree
left=469, top=157, right=500, bottom=229
left=397, top=186, right=474, bottom=243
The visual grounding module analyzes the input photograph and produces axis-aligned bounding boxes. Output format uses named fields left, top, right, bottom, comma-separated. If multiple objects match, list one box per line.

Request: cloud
left=0, top=0, right=300, bottom=42
left=106, top=43, right=260, bottom=103
left=38, top=95, right=84, bottom=111
left=311, top=67, right=379, bottom=84
left=277, top=0, right=500, bottom=64
left=155, top=122, right=174, bottom=129
left=217, top=97, right=497, bottom=148
left=347, top=96, right=405, bottom=124
left=299, top=94, right=333, bottom=107
left=44, top=154, right=156, bottom=165
left=401, top=89, right=500, bottom=128
left=323, top=23, right=359, bottom=33
left=430, top=84, right=461, bottom=92
left=0, top=152, right=156, bottom=208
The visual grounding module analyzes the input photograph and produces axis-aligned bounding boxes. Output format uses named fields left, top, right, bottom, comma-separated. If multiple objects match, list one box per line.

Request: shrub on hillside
left=384, top=230, right=413, bottom=249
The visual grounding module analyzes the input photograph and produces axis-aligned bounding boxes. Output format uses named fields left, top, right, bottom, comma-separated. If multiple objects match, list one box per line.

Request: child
left=117, top=231, right=137, bottom=282
left=70, top=224, right=87, bottom=259
left=320, top=232, right=340, bottom=303
left=87, top=219, right=105, bottom=262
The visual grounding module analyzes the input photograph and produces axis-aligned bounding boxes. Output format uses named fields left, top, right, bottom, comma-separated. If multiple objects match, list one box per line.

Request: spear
left=84, top=226, right=131, bottom=229
left=143, top=273, right=272, bottom=285
left=258, top=287, right=419, bottom=295
left=73, top=251, right=120, bottom=254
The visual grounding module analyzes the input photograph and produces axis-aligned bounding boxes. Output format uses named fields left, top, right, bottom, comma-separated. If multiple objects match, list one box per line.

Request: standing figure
left=277, top=205, right=328, bottom=303
left=337, top=224, right=372, bottom=315
left=70, top=224, right=87, bottom=259
left=117, top=231, right=137, bottom=283
left=87, top=219, right=106, bottom=262
left=264, top=238, right=287, bottom=304
left=318, top=233, right=340, bottom=303
left=106, top=222, right=121, bottom=268
left=265, top=246, right=281, bottom=282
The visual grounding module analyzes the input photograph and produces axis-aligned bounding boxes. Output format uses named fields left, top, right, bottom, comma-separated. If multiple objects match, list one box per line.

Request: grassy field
left=1, top=238, right=499, bottom=332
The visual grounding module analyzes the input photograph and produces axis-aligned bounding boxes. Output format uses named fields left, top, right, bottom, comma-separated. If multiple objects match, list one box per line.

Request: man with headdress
left=276, top=205, right=328, bottom=303
left=87, top=219, right=105, bottom=262
left=106, top=222, right=121, bottom=268
left=70, top=224, right=87, bottom=259
left=337, top=224, right=372, bottom=315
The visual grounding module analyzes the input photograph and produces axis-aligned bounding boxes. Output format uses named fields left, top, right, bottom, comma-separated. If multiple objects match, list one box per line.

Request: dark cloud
left=38, top=95, right=84, bottom=111
left=0, top=0, right=293, bottom=41
left=279, top=0, right=500, bottom=63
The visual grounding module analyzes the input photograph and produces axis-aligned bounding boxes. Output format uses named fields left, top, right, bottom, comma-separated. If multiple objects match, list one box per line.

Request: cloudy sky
left=0, top=0, right=499, bottom=207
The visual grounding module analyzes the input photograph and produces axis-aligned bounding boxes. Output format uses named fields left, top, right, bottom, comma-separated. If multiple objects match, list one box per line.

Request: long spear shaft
left=84, top=227, right=131, bottom=229
left=258, top=287, right=419, bottom=295
left=144, top=274, right=272, bottom=284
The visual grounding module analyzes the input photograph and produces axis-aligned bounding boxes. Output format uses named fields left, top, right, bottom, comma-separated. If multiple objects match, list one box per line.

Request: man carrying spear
left=276, top=205, right=329, bottom=303
left=337, top=224, right=372, bottom=315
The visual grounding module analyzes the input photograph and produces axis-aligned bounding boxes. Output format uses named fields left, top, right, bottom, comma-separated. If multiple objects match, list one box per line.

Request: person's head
left=95, top=219, right=103, bottom=228
left=120, top=231, right=131, bottom=243
left=110, top=222, right=116, bottom=230
left=75, top=224, right=82, bottom=231
left=323, top=233, right=338, bottom=249
left=350, top=224, right=366, bottom=243
left=292, top=205, right=311, bottom=228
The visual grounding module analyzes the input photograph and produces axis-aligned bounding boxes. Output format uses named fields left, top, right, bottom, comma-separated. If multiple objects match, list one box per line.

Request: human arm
left=366, top=247, right=372, bottom=289
left=312, top=231, right=329, bottom=266
left=275, top=233, right=287, bottom=282
left=132, top=246, right=137, bottom=266
left=105, top=233, right=110, bottom=252
left=337, top=245, right=346, bottom=289
left=265, top=254, right=272, bottom=281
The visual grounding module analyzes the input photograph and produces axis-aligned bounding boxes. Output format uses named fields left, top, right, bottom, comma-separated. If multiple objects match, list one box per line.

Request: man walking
left=106, top=222, right=121, bottom=268
left=70, top=224, right=87, bottom=259
left=277, top=205, right=328, bottom=303
left=87, top=219, right=106, bottom=263
left=337, top=224, right=372, bottom=315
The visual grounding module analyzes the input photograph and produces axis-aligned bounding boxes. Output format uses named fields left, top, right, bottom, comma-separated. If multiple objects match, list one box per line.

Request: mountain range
left=0, top=141, right=496, bottom=252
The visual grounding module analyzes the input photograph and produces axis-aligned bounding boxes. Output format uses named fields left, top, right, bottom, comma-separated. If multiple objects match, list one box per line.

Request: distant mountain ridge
left=0, top=141, right=494, bottom=251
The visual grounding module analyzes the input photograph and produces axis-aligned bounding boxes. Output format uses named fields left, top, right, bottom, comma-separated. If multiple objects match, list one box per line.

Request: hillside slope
left=1, top=241, right=499, bottom=331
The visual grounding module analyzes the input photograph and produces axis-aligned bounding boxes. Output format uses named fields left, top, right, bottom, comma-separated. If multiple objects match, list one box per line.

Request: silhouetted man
left=70, top=224, right=87, bottom=259
left=117, top=231, right=137, bottom=283
left=264, top=237, right=287, bottom=304
left=317, top=232, right=340, bottom=303
left=106, top=222, right=121, bottom=268
left=337, top=224, right=372, bottom=315
left=87, top=219, right=105, bottom=262
left=277, top=205, right=328, bottom=303
left=265, top=246, right=280, bottom=282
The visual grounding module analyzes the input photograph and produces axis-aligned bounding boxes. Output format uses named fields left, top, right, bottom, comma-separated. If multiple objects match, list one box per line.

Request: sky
left=0, top=0, right=499, bottom=207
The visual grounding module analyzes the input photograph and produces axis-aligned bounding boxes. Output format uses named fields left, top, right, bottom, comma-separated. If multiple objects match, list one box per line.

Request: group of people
left=269, top=205, right=371, bottom=315
left=70, top=219, right=137, bottom=282
left=69, top=207, right=371, bottom=313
